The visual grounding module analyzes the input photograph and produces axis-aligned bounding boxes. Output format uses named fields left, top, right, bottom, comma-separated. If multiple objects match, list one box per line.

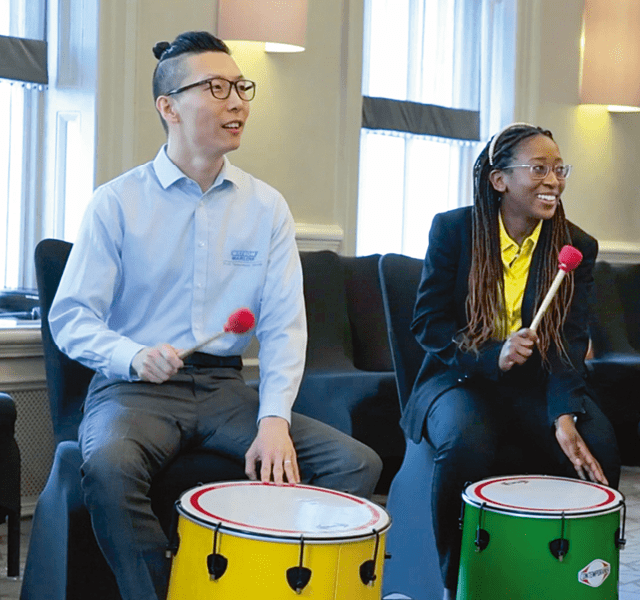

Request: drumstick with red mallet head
left=178, top=308, right=256, bottom=360
left=529, top=245, right=583, bottom=332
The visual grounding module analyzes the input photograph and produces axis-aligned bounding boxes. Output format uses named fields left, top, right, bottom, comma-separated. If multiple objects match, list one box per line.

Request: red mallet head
left=224, top=308, right=256, bottom=334
left=558, top=245, right=583, bottom=273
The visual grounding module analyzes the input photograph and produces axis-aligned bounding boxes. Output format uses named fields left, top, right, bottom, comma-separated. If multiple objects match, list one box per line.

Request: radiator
left=12, top=387, right=55, bottom=508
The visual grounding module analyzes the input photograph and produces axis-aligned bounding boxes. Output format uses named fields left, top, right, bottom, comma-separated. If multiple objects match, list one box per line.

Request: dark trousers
left=423, top=377, right=621, bottom=591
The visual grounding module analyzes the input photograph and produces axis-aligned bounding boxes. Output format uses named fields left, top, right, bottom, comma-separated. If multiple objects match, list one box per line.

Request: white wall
left=94, top=0, right=640, bottom=257
left=96, top=0, right=363, bottom=254
left=516, top=0, right=640, bottom=257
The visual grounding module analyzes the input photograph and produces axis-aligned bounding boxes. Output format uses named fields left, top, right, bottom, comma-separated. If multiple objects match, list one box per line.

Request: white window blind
left=357, top=0, right=516, bottom=258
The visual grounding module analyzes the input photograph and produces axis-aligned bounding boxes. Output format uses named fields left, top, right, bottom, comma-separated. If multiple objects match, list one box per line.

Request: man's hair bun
left=153, top=41, right=171, bottom=60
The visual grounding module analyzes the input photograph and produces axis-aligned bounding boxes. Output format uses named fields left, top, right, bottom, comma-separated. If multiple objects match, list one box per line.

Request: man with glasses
left=49, top=31, right=382, bottom=600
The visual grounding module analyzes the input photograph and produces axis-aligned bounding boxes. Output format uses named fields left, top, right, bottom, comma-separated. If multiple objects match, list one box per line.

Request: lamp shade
left=217, top=0, right=308, bottom=52
left=580, top=0, right=640, bottom=110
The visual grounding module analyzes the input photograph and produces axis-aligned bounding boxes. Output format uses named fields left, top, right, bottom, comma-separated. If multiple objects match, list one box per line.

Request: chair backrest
left=300, top=250, right=395, bottom=374
left=299, top=250, right=354, bottom=371
left=591, top=260, right=640, bottom=357
left=378, top=253, right=425, bottom=410
left=34, top=239, right=95, bottom=444
left=341, top=253, right=394, bottom=372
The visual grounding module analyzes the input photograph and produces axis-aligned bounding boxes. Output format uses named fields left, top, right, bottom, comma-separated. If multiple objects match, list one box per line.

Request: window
left=0, top=0, right=47, bottom=289
left=357, top=0, right=517, bottom=258
left=0, top=0, right=98, bottom=291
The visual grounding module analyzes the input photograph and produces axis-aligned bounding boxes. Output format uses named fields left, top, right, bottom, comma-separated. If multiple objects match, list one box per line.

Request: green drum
left=457, top=475, right=625, bottom=600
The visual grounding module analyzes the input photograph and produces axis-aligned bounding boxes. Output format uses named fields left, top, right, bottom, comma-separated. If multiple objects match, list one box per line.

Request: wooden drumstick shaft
left=530, top=270, right=566, bottom=333
left=178, top=332, right=225, bottom=360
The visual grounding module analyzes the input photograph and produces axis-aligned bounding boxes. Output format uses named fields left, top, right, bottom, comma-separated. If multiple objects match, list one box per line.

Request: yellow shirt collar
left=498, top=212, right=542, bottom=267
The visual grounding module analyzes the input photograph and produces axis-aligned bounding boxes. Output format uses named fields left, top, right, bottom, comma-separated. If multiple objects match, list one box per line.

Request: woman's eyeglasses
left=502, top=164, right=572, bottom=180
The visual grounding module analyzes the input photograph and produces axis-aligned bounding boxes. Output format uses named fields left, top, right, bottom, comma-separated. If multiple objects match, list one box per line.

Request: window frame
left=356, top=0, right=517, bottom=258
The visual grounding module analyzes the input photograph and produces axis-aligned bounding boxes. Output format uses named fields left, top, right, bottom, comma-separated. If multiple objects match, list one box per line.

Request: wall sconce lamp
left=217, top=0, right=308, bottom=53
left=580, top=0, right=640, bottom=113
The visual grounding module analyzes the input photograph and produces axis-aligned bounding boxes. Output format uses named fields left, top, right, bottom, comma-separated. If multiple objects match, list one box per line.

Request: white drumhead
left=177, top=481, right=391, bottom=542
left=463, top=475, right=624, bottom=518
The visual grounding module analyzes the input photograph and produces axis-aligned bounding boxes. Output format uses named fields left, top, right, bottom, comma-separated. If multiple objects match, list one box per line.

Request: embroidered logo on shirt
left=225, top=250, right=262, bottom=266
left=231, top=250, right=258, bottom=262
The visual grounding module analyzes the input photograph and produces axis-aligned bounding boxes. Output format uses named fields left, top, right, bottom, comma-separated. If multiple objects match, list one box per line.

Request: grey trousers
left=78, top=366, right=383, bottom=600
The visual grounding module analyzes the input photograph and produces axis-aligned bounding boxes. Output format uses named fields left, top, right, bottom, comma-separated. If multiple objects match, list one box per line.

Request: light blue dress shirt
left=49, top=146, right=307, bottom=423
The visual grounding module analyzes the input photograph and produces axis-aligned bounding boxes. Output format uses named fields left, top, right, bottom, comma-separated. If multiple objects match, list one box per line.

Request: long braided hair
left=458, top=123, right=574, bottom=366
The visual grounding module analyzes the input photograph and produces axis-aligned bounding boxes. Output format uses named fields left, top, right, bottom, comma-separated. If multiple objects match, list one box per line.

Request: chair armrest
left=0, top=393, right=17, bottom=436
left=587, top=352, right=640, bottom=373
left=293, top=369, right=396, bottom=435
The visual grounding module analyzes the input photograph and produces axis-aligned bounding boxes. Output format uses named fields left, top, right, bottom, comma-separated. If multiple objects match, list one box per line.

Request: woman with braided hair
left=402, top=123, right=620, bottom=598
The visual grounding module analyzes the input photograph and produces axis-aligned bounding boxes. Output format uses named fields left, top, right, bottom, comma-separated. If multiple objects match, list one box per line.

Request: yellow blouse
left=498, top=213, right=542, bottom=338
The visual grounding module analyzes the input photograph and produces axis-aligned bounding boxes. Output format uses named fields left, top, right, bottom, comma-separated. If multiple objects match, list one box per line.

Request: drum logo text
left=578, top=559, right=611, bottom=587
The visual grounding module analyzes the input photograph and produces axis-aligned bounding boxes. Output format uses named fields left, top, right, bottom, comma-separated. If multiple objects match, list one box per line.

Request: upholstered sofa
left=588, top=260, right=640, bottom=465
left=294, top=251, right=405, bottom=492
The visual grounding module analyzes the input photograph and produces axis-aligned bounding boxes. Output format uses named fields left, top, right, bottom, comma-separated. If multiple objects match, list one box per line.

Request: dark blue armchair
left=0, top=391, right=20, bottom=577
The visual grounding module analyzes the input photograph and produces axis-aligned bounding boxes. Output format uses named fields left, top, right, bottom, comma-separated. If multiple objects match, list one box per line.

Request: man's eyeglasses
left=502, top=164, right=572, bottom=180
left=165, top=77, right=257, bottom=101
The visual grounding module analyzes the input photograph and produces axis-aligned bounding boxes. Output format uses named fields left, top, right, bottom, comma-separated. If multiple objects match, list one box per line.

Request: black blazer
left=401, top=206, right=598, bottom=444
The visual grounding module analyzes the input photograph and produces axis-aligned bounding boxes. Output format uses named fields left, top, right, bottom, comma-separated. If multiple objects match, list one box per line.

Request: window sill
left=0, top=322, right=42, bottom=359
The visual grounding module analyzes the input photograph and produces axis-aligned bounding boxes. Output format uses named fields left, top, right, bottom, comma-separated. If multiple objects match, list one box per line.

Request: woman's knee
left=579, top=402, right=622, bottom=486
left=426, top=393, right=497, bottom=460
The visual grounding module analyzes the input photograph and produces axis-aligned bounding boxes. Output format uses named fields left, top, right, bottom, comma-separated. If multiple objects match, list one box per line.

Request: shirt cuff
left=111, top=338, right=146, bottom=381
left=257, top=396, right=292, bottom=426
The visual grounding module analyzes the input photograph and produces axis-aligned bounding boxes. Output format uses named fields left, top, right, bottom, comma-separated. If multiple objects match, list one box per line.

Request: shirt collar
left=153, top=145, right=242, bottom=191
left=499, top=211, right=542, bottom=264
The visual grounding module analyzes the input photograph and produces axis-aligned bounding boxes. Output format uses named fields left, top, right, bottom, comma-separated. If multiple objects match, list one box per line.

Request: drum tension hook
left=549, top=511, right=569, bottom=562
left=207, top=522, right=228, bottom=581
left=360, top=529, right=380, bottom=586
left=616, top=500, right=627, bottom=550
left=475, top=503, right=490, bottom=552
left=165, top=501, right=181, bottom=558
left=286, top=534, right=312, bottom=594
left=458, top=486, right=469, bottom=531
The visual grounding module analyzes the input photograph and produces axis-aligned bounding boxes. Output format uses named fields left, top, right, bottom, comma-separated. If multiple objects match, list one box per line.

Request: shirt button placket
left=193, top=200, right=208, bottom=338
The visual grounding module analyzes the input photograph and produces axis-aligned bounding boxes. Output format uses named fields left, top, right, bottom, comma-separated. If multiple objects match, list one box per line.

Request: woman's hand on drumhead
left=498, top=328, right=538, bottom=371
left=245, top=416, right=300, bottom=485
left=554, top=414, right=608, bottom=485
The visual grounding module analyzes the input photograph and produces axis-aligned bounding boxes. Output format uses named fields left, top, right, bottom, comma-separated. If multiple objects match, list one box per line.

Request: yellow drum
left=167, top=481, right=391, bottom=599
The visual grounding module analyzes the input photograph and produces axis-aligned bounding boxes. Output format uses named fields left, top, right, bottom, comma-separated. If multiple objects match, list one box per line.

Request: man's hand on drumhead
left=245, top=416, right=300, bottom=485
left=554, top=414, right=608, bottom=485
left=132, top=344, right=183, bottom=383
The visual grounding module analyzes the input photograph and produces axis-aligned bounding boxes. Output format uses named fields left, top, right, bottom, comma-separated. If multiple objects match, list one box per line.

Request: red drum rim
left=176, top=481, right=391, bottom=543
left=462, top=475, right=625, bottom=519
